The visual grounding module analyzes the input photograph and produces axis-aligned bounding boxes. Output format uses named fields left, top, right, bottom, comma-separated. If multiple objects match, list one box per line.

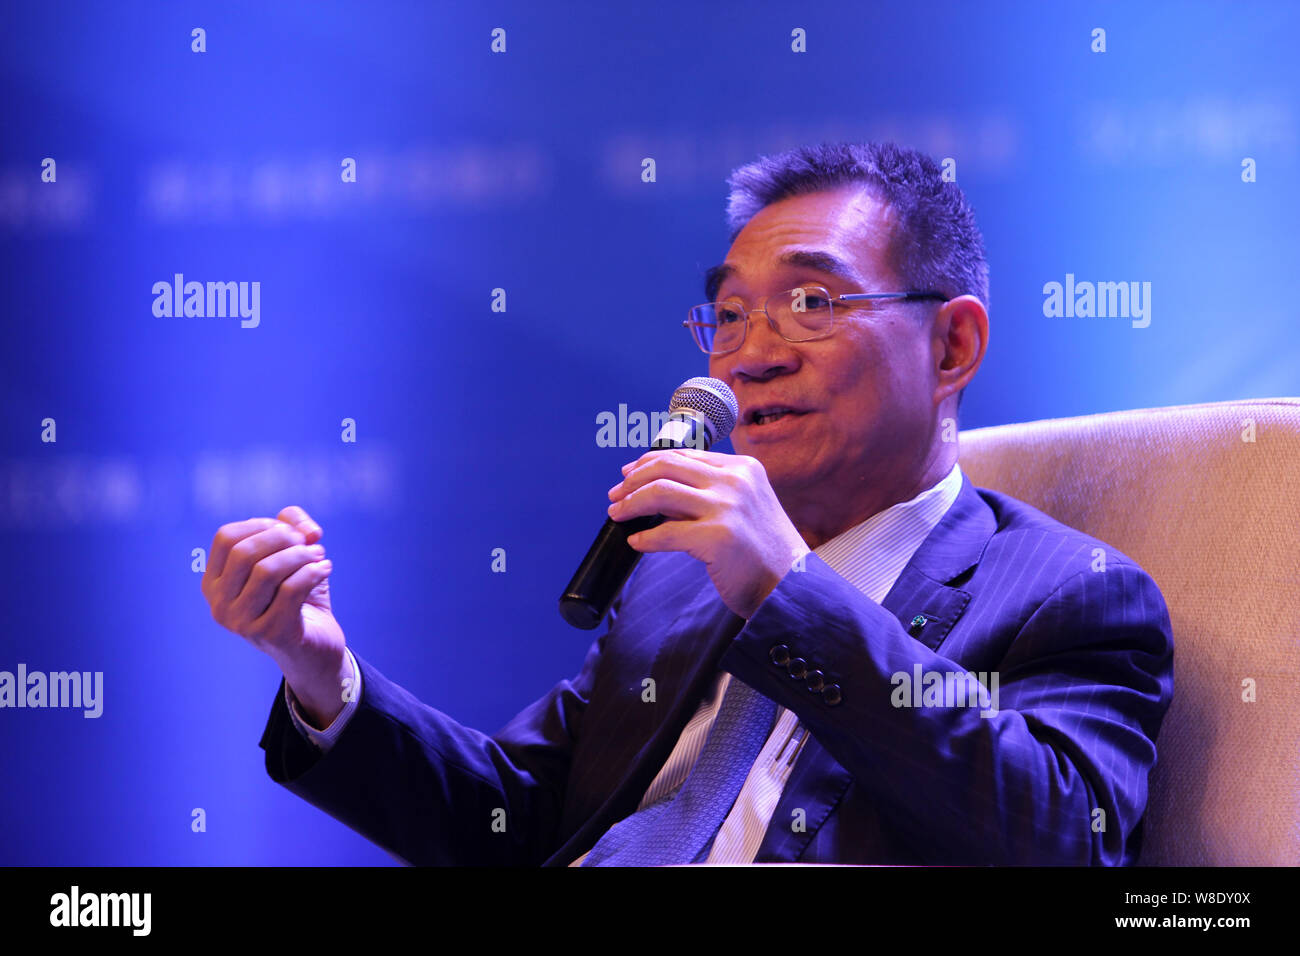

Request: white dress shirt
left=286, top=462, right=965, bottom=865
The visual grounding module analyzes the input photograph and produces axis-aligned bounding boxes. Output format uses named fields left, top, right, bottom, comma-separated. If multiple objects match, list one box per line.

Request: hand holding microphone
left=559, top=377, right=739, bottom=629
left=560, top=377, right=811, bottom=627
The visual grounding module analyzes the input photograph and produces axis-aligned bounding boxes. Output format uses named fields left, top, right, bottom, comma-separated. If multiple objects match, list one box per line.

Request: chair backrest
left=958, top=398, right=1300, bottom=865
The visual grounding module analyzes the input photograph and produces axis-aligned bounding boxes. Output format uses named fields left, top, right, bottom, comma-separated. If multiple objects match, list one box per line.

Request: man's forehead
left=707, top=249, right=859, bottom=297
left=730, top=187, right=892, bottom=263
left=708, top=189, right=899, bottom=296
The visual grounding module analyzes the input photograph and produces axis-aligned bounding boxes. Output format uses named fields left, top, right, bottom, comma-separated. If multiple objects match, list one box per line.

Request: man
left=203, top=141, right=1174, bottom=865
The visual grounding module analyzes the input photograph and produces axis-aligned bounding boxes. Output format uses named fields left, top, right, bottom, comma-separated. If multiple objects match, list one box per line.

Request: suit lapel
left=880, top=474, right=993, bottom=639
left=546, top=560, right=744, bottom=865
left=892, top=473, right=996, bottom=586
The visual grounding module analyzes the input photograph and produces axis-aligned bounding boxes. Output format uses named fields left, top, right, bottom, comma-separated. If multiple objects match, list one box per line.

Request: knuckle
left=292, top=562, right=320, bottom=588
left=281, top=581, right=311, bottom=608
left=263, top=593, right=288, bottom=617
left=247, top=558, right=275, bottom=586
left=275, top=568, right=303, bottom=594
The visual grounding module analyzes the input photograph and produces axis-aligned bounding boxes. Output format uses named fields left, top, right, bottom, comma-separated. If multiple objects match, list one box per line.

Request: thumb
left=303, top=559, right=334, bottom=616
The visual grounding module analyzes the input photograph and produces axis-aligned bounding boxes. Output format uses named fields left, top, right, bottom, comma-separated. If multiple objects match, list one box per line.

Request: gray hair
left=721, top=141, right=989, bottom=311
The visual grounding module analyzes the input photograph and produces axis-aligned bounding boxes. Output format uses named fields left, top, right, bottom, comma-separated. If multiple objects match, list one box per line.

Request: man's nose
left=722, top=308, right=801, bottom=380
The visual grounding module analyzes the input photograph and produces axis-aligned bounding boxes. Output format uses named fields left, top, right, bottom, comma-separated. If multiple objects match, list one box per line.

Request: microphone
left=558, top=376, right=739, bottom=630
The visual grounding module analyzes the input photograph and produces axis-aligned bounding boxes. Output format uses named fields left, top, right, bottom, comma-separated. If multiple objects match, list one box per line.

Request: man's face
left=707, top=186, right=941, bottom=510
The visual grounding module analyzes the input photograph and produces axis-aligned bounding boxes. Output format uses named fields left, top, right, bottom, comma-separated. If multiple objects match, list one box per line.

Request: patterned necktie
left=581, top=676, right=777, bottom=866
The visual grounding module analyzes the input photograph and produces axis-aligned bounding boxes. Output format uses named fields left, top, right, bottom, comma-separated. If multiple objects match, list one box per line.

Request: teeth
left=755, top=410, right=792, bottom=424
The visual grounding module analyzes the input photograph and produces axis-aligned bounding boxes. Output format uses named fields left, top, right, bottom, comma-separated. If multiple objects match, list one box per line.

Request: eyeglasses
left=684, top=285, right=948, bottom=356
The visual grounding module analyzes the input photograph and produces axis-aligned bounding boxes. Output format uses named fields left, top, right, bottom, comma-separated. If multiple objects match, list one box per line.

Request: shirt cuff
left=284, top=647, right=362, bottom=754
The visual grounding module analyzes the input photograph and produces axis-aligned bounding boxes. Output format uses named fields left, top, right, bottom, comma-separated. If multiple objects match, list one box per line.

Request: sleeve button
left=787, top=657, right=808, bottom=680
left=822, top=684, right=843, bottom=706
left=769, top=644, right=791, bottom=666
left=805, top=669, right=825, bottom=692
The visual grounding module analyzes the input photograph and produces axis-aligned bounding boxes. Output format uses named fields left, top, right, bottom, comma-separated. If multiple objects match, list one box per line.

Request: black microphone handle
left=558, top=408, right=724, bottom=629
left=558, top=512, right=665, bottom=630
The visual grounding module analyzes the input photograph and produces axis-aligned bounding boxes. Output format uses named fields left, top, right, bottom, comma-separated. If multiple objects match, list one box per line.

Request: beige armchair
left=959, top=397, right=1300, bottom=866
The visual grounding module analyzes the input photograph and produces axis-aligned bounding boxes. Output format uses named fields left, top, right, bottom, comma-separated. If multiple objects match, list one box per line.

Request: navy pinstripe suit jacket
left=260, top=473, right=1174, bottom=865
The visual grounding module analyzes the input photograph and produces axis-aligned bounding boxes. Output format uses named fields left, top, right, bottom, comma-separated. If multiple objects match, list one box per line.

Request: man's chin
left=754, top=459, right=817, bottom=498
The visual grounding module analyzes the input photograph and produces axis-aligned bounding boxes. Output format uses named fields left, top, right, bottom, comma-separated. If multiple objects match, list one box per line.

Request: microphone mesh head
left=670, top=377, right=739, bottom=442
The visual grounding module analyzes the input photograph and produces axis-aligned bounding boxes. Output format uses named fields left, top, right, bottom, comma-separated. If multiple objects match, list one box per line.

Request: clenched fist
left=201, top=505, right=352, bottom=729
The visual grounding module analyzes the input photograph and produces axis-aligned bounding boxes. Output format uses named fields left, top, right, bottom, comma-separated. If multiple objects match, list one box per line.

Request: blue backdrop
left=2, top=0, right=1296, bottom=864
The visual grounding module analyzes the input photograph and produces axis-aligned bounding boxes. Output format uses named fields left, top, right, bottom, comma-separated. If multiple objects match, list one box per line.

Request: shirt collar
left=811, top=462, right=965, bottom=603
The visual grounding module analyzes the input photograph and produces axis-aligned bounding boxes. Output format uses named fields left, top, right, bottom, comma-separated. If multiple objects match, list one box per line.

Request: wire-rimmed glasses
left=685, top=285, right=948, bottom=355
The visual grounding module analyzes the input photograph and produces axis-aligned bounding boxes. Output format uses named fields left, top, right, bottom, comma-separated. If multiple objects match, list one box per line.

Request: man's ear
left=932, top=295, right=988, bottom=407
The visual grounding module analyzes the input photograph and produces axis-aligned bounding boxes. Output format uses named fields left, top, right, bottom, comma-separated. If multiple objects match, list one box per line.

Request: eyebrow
left=703, top=250, right=861, bottom=301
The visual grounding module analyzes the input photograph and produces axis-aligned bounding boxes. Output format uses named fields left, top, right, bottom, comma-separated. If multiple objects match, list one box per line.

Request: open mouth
left=748, top=408, right=807, bottom=426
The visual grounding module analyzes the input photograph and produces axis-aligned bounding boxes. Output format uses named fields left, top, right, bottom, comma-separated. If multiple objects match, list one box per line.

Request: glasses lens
left=771, top=286, right=833, bottom=340
left=690, top=303, right=746, bottom=354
